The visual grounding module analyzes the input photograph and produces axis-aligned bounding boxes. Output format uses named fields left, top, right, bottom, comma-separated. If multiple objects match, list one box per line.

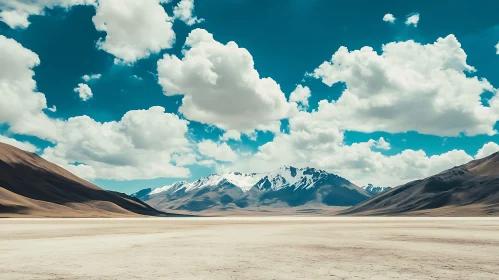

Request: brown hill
left=0, top=142, right=167, bottom=217
left=343, top=152, right=499, bottom=216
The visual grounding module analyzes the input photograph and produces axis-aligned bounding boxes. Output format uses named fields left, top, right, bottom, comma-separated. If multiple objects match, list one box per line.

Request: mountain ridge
left=343, top=152, right=499, bottom=216
left=0, top=142, right=169, bottom=218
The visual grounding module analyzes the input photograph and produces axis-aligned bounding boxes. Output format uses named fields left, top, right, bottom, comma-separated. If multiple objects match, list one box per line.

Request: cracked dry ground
left=1, top=217, right=498, bottom=280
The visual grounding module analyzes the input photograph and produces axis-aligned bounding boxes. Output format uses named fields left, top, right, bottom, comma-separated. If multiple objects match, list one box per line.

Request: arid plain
left=1, top=217, right=498, bottom=280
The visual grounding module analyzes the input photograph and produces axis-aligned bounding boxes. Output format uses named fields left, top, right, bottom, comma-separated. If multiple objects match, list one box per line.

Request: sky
left=1, top=0, right=499, bottom=194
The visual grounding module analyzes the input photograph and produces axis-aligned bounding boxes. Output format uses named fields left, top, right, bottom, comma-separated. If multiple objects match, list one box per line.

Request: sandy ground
left=1, top=218, right=499, bottom=280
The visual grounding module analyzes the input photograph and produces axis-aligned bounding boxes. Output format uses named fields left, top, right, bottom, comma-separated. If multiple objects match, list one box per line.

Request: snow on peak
left=256, top=166, right=328, bottom=191
left=223, top=172, right=264, bottom=192
left=150, top=181, right=187, bottom=195
left=146, top=166, right=342, bottom=196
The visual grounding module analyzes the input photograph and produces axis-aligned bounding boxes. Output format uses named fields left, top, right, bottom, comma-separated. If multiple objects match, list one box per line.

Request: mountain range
left=133, top=166, right=373, bottom=212
left=1, top=140, right=499, bottom=217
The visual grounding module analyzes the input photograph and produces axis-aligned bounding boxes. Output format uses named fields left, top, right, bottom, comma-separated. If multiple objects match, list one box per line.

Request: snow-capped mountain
left=362, top=184, right=392, bottom=196
left=133, top=166, right=370, bottom=212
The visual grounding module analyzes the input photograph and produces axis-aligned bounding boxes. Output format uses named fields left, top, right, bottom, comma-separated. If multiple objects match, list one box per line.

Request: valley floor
left=1, top=217, right=499, bottom=280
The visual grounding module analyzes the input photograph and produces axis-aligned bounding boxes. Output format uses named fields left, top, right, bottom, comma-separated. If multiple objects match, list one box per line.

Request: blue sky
left=1, top=0, right=499, bottom=194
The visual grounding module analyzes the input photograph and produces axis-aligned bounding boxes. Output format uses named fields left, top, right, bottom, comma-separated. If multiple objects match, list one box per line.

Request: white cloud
left=220, top=130, right=242, bottom=141
left=119, top=107, right=190, bottom=150
left=0, top=36, right=200, bottom=182
left=0, top=9, right=29, bottom=28
left=131, top=74, right=143, bottom=81
left=227, top=110, right=345, bottom=170
left=3, top=8, right=498, bottom=190
left=0, top=0, right=171, bottom=64
left=92, top=0, right=175, bottom=63
left=42, top=106, right=192, bottom=180
left=217, top=104, right=499, bottom=187
left=74, top=83, right=93, bottom=101
left=198, top=159, right=216, bottom=167
left=171, top=152, right=220, bottom=167
left=373, top=137, right=391, bottom=150
left=158, top=28, right=296, bottom=134
left=171, top=153, right=198, bottom=167
left=475, top=142, right=499, bottom=159
left=82, top=73, right=101, bottom=82
left=289, top=85, right=311, bottom=108
left=0, top=35, right=58, bottom=141
left=0, top=0, right=96, bottom=28
left=383, top=13, right=396, bottom=23
left=312, top=34, right=498, bottom=137
left=495, top=42, right=499, bottom=55
left=198, top=140, right=238, bottom=162
left=173, top=0, right=203, bottom=26
left=405, top=13, right=420, bottom=26
left=0, top=134, right=38, bottom=152
left=47, top=105, right=57, bottom=112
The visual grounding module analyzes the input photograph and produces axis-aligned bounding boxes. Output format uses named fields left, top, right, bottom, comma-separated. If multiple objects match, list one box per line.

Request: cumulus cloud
left=173, top=0, right=203, bottom=26
left=82, top=73, right=101, bottom=82
left=405, top=13, right=420, bottom=26
left=373, top=137, right=391, bottom=150
left=0, top=35, right=58, bottom=141
left=198, top=140, right=238, bottom=162
left=0, top=134, right=38, bottom=152
left=289, top=85, right=311, bottom=108
left=47, top=105, right=57, bottom=112
left=383, top=13, right=396, bottom=23
left=1, top=0, right=176, bottom=63
left=0, top=9, right=30, bottom=28
left=74, top=83, right=93, bottom=101
left=312, top=34, right=498, bottom=137
left=230, top=110, right=344, bottom=170
left=157, top=28, right=296, bottom=134
left=92, top=0, right=175, bottom=64
left=220, top=130, right=242, bottom=141
left=220, top=107, right=481, bottom=187
left=496, top=42, right=499, bottom=55
left=0, top=34, right=224, bottom=182
left=3, top=10, right=498, bottom=190
left=171, top=153, right=198, bottom=167
left=475, top=142, right=499, bottom=159
left=0, top=36, right=203, bottom=182
left=42, top=106, right=192, bottom=180
left=198, top=159, right=216, bottom=167
left=0, top=0, right=96, bottom=28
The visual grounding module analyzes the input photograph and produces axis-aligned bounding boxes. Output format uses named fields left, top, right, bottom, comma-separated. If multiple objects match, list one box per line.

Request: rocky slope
left=0, top=142, right=167, bottom=217
left=344, top=152, right=499, bottom=216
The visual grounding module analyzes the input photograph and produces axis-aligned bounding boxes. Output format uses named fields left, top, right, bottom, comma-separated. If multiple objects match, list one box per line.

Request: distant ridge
left=344, top=152, right=499, bottom=216
left=0, top=142, right=168, bottom=218
left=362, top=184, right=392, bottom=196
